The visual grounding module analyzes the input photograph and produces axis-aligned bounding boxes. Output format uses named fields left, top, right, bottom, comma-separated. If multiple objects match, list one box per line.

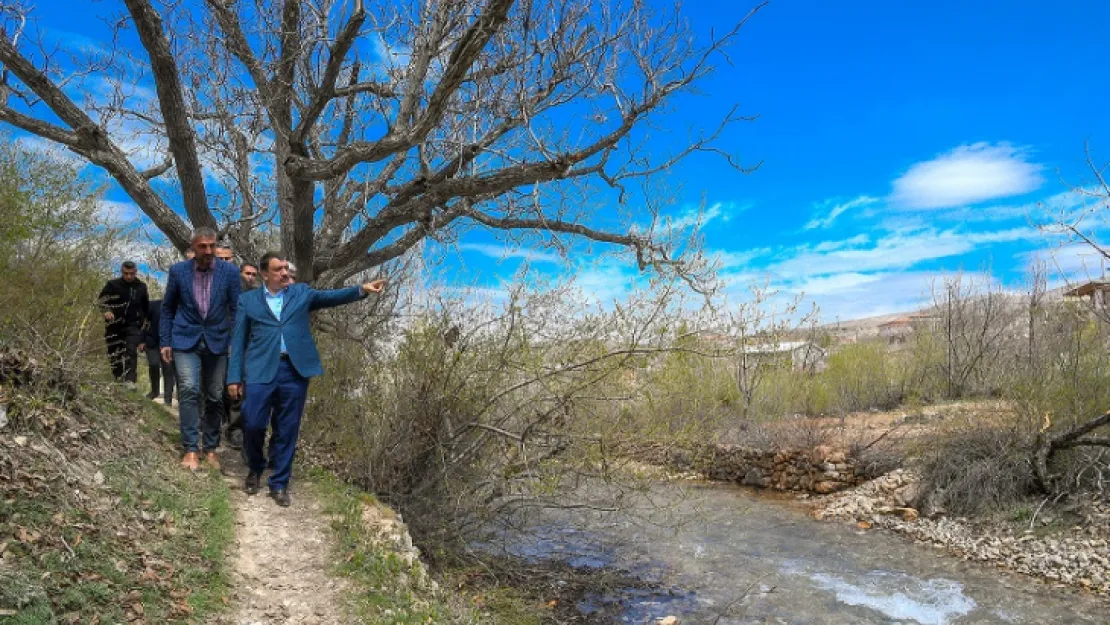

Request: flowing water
left=484, top=482, right=1107, bottom=624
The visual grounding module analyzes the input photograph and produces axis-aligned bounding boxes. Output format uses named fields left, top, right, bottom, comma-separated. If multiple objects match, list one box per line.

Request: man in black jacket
left=140, top=298, right=175, bottom=405
left=98, top=261, right=149, bottom=383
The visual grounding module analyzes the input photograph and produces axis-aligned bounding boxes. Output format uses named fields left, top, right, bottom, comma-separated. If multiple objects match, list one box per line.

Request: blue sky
left=622, top=0, right=1110, bottom=319
left=446, top=1, right=1110, bottom=319
left=18, top=0, right=1110, bottom=320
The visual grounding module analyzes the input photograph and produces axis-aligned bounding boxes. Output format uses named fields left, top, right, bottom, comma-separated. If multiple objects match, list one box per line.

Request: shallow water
left=484, top=482, right=1107, bottom=624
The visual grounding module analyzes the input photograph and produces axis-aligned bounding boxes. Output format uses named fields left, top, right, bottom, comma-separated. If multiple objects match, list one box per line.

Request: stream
left=482, top=481, right=1107, bottom=624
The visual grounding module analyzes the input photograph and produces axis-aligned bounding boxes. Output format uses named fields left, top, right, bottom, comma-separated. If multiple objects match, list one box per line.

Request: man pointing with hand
left=227, top=252, right=386, bottom=507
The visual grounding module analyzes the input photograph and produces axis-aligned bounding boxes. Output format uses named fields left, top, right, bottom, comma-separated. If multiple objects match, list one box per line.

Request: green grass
left=307, top=468, right=556, bottom=625
left=309, top=468, right=457, bottom=624
left=0, top=387, right=234, bottom=624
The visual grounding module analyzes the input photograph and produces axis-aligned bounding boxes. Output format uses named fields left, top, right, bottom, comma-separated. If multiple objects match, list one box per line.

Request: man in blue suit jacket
left=160, top=228, right=241, bottom=471
left=227, top=252, right=385, bottom=506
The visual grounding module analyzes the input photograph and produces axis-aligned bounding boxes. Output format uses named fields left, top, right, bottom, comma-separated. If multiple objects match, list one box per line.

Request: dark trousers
left=145, top=348, right=175, bottom=402
left=242, top=358, right=309, bottom=491
left=106, top=326, right=142, bottom=382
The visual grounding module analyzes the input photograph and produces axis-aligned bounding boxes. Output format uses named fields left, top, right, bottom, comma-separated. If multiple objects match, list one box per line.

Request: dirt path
left=214, top=446, right=349, bottom=625
left=157, top=399, right=350, bottom=624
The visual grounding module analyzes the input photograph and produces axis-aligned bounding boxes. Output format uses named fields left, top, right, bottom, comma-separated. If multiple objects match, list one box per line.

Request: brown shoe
left=204, top=452, right=221, bottom=470
left=180, top=451, right=200, bottom=471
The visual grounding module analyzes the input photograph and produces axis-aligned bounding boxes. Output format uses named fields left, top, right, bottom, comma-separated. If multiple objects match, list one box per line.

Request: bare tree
left=0, top=0, right=762, bottom=285
left=1029, top=145, right=1110, bottom=492
left=930, top=273, right=1021, bottom=399
left=724, top=283, right=809, bottom=419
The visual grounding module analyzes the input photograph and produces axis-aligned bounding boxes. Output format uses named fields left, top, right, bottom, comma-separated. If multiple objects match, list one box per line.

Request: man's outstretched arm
left=308, top=279, right=387, bottom=311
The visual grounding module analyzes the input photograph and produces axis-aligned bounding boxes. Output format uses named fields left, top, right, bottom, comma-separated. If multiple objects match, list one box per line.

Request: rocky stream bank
left=621, top=438, right=1110, bottom=602
left=815, top=469, right=1110, bottom=598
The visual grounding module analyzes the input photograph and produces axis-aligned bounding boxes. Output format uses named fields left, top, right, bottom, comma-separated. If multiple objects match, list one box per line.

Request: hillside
left=0, top=349, right=234, bottom=623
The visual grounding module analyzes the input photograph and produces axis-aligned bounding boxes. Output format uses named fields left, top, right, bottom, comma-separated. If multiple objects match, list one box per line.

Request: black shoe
left=146, top=391, right=159, bottom=400
left=269, top=488, right=291, bottom=507
left=244, top=472, right=260, bottom=495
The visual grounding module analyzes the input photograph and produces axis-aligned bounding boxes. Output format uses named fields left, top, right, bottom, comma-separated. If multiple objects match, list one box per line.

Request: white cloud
left=1024, top=242, right=1108, bottom=282
left=707, top=223, right=1045, bottom=322
left=572, top=265, right=636, bottom=306
left=667, top=201, right=746, bottom=231
left=890, top=142, right=1044, bottom=209
left=804, top=196, right=879, bottom=229
left=13, top=136, right=79, bottom=163
left=799, top=271, right=951, bottom=320
left=794, top=272, right=884, bottom=295
left=97, top=199, right=141, bottom=225
left=713, top=247, right=774, bottom=270
left=767, top=226, right=1038, bottom=279
left=459, top=243, right=563, bottom=264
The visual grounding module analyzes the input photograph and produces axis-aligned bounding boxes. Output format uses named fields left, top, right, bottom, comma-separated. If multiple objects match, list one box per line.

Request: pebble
left=815, top=470, right=1110, bottom=596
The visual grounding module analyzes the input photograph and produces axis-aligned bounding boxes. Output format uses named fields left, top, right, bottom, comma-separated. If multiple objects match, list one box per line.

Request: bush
left=823, top=341, right=902, bottom=414
left=0, top=140, right=132, bottom=379
left=303, top=284, right=691, bottom=555
left=915, top=417, right=1039, bottom=516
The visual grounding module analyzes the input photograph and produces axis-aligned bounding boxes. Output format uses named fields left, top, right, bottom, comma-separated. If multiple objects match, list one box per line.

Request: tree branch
left=0, top=32, right=192, bottom=248
left=290, top=1, right=366, bottom=145
left=139, top=154, right=174, bottom=180
left=122, top=0, right=215, bottom=228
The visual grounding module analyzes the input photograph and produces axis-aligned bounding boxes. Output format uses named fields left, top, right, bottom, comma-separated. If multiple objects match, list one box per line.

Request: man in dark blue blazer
left=227, top=252, right=385, bottom=506
left=160, top=228, right=242, bottom=471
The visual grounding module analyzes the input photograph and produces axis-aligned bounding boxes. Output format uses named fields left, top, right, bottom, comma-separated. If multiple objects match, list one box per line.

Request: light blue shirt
left=264, top=287, right=288, bottom=354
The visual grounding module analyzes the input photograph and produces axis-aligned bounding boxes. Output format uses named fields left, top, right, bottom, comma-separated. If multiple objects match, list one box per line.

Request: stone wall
left=621, top=441, right=865, bottom=494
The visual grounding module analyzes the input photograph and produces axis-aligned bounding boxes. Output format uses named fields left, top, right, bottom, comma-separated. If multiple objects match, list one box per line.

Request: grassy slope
left=0, top=382, right=233, bottom=624
left=308, top=469, right=549, bottom=625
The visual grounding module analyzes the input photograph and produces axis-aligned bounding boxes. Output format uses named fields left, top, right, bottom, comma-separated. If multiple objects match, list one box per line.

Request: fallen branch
left=1033, top=409, right=1110, bottom=493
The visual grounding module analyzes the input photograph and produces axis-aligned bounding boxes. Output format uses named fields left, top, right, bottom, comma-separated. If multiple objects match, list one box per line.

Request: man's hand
left=160, top=346, right=173, bottom=363
left=137, top=344, right=146, bottom=353
left=361, top=278, right=387, bottom=295
left=103, top=311, right=115, bottom=322
left=227, top=383, right=242, bottom=401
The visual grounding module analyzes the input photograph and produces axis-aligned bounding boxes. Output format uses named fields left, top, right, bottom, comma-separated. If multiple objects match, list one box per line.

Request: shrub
left=915, top=417, right=1039, bottom=516
left=0, top=139, right=135, bottom=384
left=823, top=341, right=902, bottom=414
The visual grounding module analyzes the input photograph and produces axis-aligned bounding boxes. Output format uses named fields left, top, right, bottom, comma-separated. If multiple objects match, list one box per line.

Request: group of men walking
left=99, top=227, right=384, bottom=507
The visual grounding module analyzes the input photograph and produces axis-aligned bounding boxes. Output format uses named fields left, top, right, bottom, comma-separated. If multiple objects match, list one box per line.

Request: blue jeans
left=242, top=359, right=309, bottom=491
left=174, top=344, right=227, bottom=453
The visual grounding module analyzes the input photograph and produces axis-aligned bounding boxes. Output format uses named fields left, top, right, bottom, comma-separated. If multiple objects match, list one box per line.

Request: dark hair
left=215, top=243, right=233, bottom=251
left=240, top=262, right=258, bottom=272
left=121, top=261, right=137, bottom=270
left=191, top=226, right=218, bottom=241
left=259, top=252, right=285, bottom=273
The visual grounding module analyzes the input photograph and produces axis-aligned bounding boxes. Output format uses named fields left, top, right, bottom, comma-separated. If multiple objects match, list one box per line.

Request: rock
left=894, top=483, right=920, bottom=507
left=0, top=403, right=7, bottom=430
left=658, top=617, right=678, bottom=625
left=741, top=467, right=764, bottom=487
left=13, top=435, right=27, bottom=447
left=900, top=508, right=919, bottom=522
left=814, top=481, right=841, bottom=494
